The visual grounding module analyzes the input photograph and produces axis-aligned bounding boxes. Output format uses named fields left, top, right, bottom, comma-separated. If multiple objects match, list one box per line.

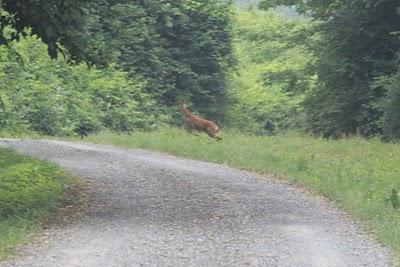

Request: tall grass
left=86, top=128, right=400, bottom=252
left=0, top=148, right=70, bottom=259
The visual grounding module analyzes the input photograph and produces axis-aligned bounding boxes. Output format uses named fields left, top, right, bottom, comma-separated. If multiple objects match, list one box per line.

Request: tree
left=1, top=0, right=234, bottom=128
left=82, top=0, right=233, bottom=121
left=260, top=0, right=400, bottom=138
left=374, top=55, right=400, bottom=140
left=226, top=9, right=315, bottom=134
left=1, top=0, right=92, bottom=62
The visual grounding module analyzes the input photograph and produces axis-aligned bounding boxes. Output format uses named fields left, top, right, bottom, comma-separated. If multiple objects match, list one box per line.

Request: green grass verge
left=84, top=128, right=400, bottom=253
left=0, top=148, right=70, bottom=260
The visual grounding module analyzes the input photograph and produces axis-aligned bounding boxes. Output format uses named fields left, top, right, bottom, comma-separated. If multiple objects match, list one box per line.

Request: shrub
left=0, top=34, right=159, bottom=136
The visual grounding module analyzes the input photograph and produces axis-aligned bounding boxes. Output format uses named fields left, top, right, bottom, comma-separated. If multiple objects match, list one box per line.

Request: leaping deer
left=179, top=103, right=223, bottom=142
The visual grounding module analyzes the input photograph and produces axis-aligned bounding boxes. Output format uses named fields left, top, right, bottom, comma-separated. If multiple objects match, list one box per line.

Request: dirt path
left=0, top=140, right=396, bottom=266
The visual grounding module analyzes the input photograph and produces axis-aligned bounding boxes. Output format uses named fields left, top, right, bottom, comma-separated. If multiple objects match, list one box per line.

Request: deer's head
left=180, top=103, right=188, bottom=112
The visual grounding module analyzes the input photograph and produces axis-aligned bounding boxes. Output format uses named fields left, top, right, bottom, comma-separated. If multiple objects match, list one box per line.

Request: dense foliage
left=226, top=9, right=315, bottom=134
left=260, top=0, right=400, bottom=139
left=83, top=0, right=233, bottom=120
left=0, top=0, right=232, bottom=135
left=0, top=0, right=90, bottom=61
left=374, top=62, right=400, bottom=140
left=1, top=1, right=233, bottom=130
left=0, top=35, right=157, bottom=136
left=2, top=0, right=400, bottom=140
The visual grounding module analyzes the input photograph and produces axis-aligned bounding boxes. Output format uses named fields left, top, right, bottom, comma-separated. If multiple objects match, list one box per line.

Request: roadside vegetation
left=0, top=148, right=71, bottom=259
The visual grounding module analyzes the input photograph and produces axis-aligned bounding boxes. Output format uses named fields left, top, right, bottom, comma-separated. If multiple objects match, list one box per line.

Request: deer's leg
left=206, top=127, right=222, bottom=142
left=214, top=136, right=223, bottom=142
left=189, top=130, right=200, bottom=137
left=206, top=131, right=222, bottom=142
left=185, top=124, right=199, bottom=136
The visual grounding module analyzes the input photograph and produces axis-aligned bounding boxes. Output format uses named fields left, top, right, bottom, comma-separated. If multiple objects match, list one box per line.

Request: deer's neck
left=181, top=107, right=193, bottom=118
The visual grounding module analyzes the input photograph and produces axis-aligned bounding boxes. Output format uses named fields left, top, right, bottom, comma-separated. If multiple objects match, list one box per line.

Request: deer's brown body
left=180, top=103, right=222, bottom=141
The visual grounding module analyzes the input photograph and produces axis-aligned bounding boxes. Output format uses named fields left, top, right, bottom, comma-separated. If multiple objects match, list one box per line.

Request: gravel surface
left=0, top=139, right=396, bottom=267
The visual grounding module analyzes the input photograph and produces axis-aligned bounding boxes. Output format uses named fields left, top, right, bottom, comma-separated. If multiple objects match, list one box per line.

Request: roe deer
left=179, top=103, right=222, bottom=141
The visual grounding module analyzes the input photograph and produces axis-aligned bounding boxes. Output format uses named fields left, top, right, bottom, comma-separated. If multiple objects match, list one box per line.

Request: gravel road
left=0, top=139, right=396, bottom=267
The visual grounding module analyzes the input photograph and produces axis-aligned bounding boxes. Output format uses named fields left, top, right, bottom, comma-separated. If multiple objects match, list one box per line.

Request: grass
left=0, top=148, right=70, bottom=260
left=84, top=128, right=400, bottom=253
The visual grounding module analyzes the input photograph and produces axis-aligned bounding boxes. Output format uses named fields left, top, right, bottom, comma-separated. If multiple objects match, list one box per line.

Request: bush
left=0, top=34, right=159, bottom=136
